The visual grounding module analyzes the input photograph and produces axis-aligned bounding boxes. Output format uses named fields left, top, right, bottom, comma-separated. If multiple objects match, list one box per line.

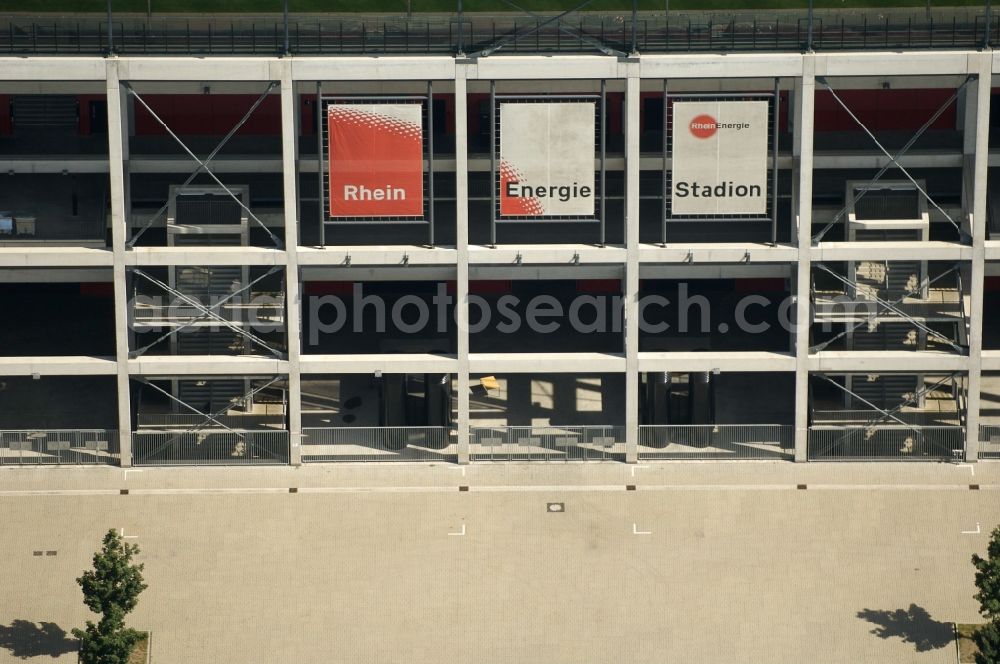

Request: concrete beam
left=292, top=57, right=456, bottom=82
left=125, top=247, right=287, bottom=267
left=0, top=57, right=106, bottom=81
left=638, top=53, right=803, bottom=79
left=300, top=353, right=459, bottom=375
left=117, top=57, right=277, bottom=82
left=816, top=50, right=975, bottom=77
left=297, top=246, right=457, bottom=267
left=638, top=351, right=796, bottom=372
left=811, top=241, right=972, bottom=262
left=808, top=350, right=968, bottom=372
left=470, top=352, right=626, bottom=374
left=127, top=356, right=288, bottom=376
left=0, top=356, right=117, bottom=376
left=0, top=247, right=113, bottom=268
left=639, top=243, right=797, bottom=264
left=469, top=244, right=626, bottom=266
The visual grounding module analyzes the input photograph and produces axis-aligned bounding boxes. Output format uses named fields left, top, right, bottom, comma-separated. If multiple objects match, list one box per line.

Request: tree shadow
left=0, top=620, right=77, bottom=659
left=857, top=604, right=954, bottom=652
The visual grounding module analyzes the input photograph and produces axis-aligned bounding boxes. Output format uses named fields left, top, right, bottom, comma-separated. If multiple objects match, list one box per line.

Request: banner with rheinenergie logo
left=671, top=100, right=769, bottom=216
left=327, top=103, right=424, bottom=218
left=499, top=102, right=595, bottom=218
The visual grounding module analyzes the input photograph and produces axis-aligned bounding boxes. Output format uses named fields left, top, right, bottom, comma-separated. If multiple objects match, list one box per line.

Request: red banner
left=327, top=104, right=423, bottom=218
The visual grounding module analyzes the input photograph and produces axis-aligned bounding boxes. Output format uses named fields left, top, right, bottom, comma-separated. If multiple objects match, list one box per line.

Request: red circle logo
left=689, top=114, right=718, bottom=139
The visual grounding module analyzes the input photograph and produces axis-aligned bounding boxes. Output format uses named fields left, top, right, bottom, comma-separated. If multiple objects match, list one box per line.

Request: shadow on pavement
left=0, top=620, right=77, bottom=659
left=857, top=604, right=954, bottom=652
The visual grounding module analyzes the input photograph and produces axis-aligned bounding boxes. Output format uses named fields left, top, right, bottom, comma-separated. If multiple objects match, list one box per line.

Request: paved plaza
left=0, top=463, right=998, bottom=663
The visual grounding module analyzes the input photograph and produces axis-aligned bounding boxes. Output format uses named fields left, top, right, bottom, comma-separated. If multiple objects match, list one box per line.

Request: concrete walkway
left=1, top=461, right=997, bottom=663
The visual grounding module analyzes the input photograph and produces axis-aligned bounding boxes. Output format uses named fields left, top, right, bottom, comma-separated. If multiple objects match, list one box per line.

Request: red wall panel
left=133, top=94, right=282, bottom=135
left=814, top=89, right=956, bottom=132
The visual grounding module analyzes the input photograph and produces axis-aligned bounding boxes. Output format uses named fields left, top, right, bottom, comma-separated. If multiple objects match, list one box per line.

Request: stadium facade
left=1, top=9, right=998, bottom=466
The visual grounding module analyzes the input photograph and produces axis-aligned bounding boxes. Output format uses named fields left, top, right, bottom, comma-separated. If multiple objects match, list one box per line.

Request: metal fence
left=470, top=425, right=625, bottom=461
left=301, top=426, right=455, bottom=462
left=979, top=425, right=1000, bottom=460
left=132, top=430, right=289, bottom=465
left=0, top=429, right=120, bottom=466
left=0, top=8, right=996, bottom=56
left=808, top=425, right=963, bottom=460
left=638, top=424, right=793, bottom=460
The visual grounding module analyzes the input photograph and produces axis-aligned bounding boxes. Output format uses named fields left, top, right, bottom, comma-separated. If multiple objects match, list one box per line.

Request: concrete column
left=624, top=64, right=640, bottom=464
left=793, top=57, right=816, bottom=463
left=106, top=60, right=133, bottom=467
left=455, top=64, right=471, bottom=464
left=965, top=53, right=991, bottom=462
left=280, top=61, right=303, bottom=466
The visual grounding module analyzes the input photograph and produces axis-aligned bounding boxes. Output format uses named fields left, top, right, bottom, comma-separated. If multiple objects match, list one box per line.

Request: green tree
left=973, top=525, right=1000, bottom=664
left=72, top=529, right=148, bottom=664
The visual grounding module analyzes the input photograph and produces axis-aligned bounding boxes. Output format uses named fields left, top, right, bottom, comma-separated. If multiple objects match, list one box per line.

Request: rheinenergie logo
left=689, top=114, right=752, bottom=139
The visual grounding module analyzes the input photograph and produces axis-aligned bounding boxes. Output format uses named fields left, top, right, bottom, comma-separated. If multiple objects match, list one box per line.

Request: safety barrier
left=132, top=429, right=289, bottom=465
left=808, top=425, right=963, bottom=460
left=638, top=424, right=793, bottom=460
left=470, top=425, right=625, bottom=461
left=301, top=426, right=455, bottom=462
left=0, top=429, right=120, bottom=466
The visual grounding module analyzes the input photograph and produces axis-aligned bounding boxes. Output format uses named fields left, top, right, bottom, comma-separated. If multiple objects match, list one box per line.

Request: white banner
left=671, top=100, right=769, bottom=216
left=499, top=102, right=595, bottom=217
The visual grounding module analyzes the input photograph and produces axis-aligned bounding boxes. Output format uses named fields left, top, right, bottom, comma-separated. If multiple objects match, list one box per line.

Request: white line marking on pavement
left=446, top=466, right=466, bottom=477
left=962, top=522, right=981, bottom=535
left=119, top=528, right=139, bottom=540
left=633, top=523, right=651, bottom=536
left=448, top=524, right=466, bottom=536
left=630, top=465, right=649, bottom=477
left=123, top=470, right=144, bottom=481
left=957, top=464, right=975, bottom=476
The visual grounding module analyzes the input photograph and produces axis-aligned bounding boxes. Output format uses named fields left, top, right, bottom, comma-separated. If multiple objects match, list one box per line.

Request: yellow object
left=479, top=376, right=499, bottom=391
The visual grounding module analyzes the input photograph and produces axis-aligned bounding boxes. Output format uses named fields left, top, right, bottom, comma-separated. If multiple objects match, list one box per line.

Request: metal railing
left=301, top=426, right=455, bottom=462
left=470, top=425, right=625, bottom=461
left=638, top=424, right=793, bottom=460
left=132, top=429, right=289, bottom=465
left=0, top=8, right=996, bottom=56
left=809, top=425, right=963, bottom=460
left=0, top=429, right=120, bottom=466
left=978, top=425, right=1000, bottom=460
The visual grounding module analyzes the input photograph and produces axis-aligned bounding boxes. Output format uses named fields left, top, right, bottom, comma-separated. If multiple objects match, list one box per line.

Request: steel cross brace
left=123, top=83, right=283, bottom=249
left=492, top=0, right=626, bottom=57
left=813, top=372, right=957, bottom=456
left=130, top=266, right=284, bottom=359
left=128, top=82, right=278, bottom=247
left=136, top=376, right=282, bottom=456
left=812, top=76, right=972, bottom=243
left=810, top=263, right=962, bottom=354
left=863, top=372, right=960, bottom=428
left=468, top=0, right=601, bottom=58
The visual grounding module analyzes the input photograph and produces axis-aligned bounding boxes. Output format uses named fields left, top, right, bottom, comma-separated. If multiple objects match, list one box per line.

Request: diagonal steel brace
left=136, top=376, right=282, bottom=455
left=815, top=263, right=964, bottom=355
left=815, top=77, right=967, bottom=241
left=131, top=266, right=284, bottom=358
left=810, top=263, right=961, bottom=353
left=123, top=83, right=284, bottom=249
left=128, top=82, right=278, bottom=247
